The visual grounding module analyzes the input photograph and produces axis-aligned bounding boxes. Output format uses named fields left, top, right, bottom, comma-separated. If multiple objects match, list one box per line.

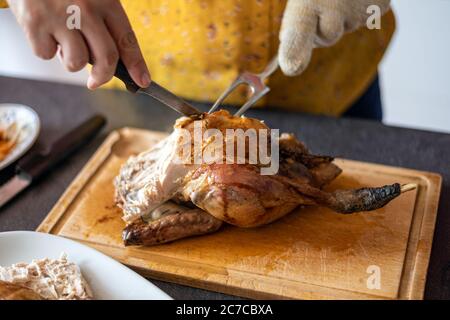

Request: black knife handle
left=16, top=115, right=107, bottom=181
left=88, top=58, right=140, bottom=93
left=114, top=59, right=140, bottom=93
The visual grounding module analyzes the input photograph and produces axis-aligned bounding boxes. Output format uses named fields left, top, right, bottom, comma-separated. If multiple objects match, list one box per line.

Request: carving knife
left=0, top=115, right=106, bottom=208
left=113, top=60, right=202, bottom=117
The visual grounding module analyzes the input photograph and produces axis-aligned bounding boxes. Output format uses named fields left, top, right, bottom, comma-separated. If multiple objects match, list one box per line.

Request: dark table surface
left=0, top=75, right=449, bottom=300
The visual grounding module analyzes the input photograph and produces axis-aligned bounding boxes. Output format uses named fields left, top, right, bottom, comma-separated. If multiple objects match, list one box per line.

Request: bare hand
left=7, top=0, right=151, bottom=89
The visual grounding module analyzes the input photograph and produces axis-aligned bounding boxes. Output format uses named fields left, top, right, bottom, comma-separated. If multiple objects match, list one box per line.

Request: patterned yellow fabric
left=1, top=0, right=395, bottom=115
left=112, top=0, right=395, bottom=116
left=269, top=10, right=395, bottom=115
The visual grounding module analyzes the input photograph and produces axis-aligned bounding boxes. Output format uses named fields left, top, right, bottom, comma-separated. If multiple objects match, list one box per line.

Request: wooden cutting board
left=37, top=128, right=442, bottom=300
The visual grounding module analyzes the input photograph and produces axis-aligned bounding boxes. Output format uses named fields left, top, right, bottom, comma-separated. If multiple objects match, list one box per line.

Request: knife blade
left=0, top=174, right=30, bottom=208
left=137, top=82, right=202, bottom=117
left=113, top=60, right=202, bottom=117
left=0, top=115, right=106, bottom=209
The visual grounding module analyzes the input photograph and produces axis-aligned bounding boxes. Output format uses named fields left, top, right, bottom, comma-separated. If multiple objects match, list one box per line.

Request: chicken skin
left=0, top=281, right=44, bottom=300
left=115, top=110, right=405, bottom=246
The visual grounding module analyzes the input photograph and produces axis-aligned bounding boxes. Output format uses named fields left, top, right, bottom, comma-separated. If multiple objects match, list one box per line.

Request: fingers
left=10, top=0, right=141, bottom=90
left=54, top=29, right=89, bottom=72
left=105, top=1, right=150, bottom=88
left=316, top=13, right=345, bottom=47
left=81, top=18, right=119, bottom=90
left=27, top=31, right=58, bottom=60
left=278, top=0, right=317, bottom=76
left=11, top=1, right=58, bottom=60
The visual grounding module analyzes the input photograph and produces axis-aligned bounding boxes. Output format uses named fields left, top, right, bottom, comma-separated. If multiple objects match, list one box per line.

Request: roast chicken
left=0, top=281, right=44, bottom=300
left=115, top=110, right=409, bottom=246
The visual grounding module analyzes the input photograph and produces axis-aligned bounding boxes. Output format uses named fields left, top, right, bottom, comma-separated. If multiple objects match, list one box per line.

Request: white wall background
left=379, top=0, right=450, bottom=133
left=0, top=0, right=449, bottom=133
left=0, top=7, right=88, bottom=84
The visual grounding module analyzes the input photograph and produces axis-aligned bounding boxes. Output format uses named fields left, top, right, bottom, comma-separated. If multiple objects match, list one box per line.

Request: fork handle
left=259, top=55, right=279, bottom=79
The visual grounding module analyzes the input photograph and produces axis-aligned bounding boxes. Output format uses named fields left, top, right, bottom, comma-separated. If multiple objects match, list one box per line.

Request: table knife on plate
left=0, top=115, right=106, bottom=208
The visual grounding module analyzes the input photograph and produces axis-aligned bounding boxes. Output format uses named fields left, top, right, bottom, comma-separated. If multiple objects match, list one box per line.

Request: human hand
left=279, top=0, right=391, bottom=76
left=7, top=0, right=150, bottom=89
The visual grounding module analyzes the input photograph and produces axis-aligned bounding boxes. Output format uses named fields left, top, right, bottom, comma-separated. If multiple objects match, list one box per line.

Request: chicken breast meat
left=115, top=110, right=406, bottom=246
left=0, top=254, right=93, bottom=300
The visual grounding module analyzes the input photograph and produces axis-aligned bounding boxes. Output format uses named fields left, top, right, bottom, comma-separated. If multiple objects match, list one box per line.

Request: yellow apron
left=1, top=0, right=395, bottom=116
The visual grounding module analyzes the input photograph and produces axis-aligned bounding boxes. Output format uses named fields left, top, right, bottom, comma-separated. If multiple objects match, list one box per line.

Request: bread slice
left=0, top=253, right=92, bottom=300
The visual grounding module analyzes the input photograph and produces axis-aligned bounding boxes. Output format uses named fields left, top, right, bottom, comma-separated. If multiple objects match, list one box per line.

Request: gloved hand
left=278, top=0, right=391, bottom=76
left=6, top=0, right=150, bottom=89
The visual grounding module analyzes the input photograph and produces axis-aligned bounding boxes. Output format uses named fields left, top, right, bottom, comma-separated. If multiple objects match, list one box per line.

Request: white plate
left=0, top=104, right=40, bottom=170
left=0, top=231, right=172, bottom=300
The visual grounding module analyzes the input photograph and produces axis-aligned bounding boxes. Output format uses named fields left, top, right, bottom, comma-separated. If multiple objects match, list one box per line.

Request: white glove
left=279, top=0, right=391, bottom=76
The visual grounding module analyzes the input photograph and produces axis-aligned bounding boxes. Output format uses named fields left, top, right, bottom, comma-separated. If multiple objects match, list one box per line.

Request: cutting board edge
left=399, top=172, right=442, bottom=299
left=36, top=127, right=442, bottom=300
left=64, top=239, right=392, bottom=300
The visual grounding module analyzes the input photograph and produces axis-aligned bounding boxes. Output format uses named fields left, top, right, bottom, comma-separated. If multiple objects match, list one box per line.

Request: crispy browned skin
left=0, top=281, right=44, bottom=300
left=278, top=132, right=340, bottom=187
left=116, top=110, right=404, bottom=243
left=176, top=132, right=337, bottom=227
left=277, top=175, right=401, bottom=213
left=179, top=163, right=305, bottom=227
left=123, top=206, right=223, bottom=246
left=176, top=130, right=402, bottom=227
left=179, top=163, right=401, bottom=227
